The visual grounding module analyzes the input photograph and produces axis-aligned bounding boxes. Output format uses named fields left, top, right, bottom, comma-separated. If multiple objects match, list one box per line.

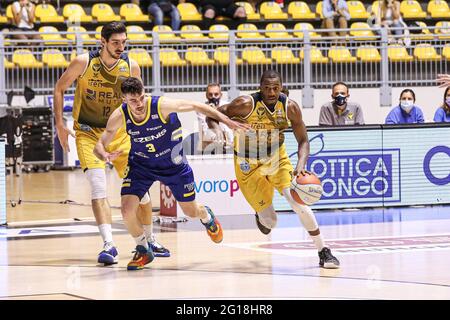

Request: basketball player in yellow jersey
left=53, top=22, right=169, bottom=265
left=208, top=70, right=340, bottom=268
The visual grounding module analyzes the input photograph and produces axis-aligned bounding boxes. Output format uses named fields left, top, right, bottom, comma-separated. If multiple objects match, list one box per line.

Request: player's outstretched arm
left=205, top=96, right=254, bottom=131
left=288, top=100, right=310, bottom=176
left=53, top=54, right=88, bottom=152
left=94, top=108, right=124, bottom=162
left=437, top=74, right=450, bottom=88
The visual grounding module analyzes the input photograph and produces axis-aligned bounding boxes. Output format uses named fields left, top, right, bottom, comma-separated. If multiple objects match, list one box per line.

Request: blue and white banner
left=0, top=138, right=6, bottom=224
left=274, top=126, right=450, bottom=210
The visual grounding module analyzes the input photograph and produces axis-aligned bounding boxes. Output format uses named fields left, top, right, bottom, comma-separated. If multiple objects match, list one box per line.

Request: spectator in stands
left=319, top=82, right=365, bottom=126
left=190, top=0, right=247, bottom=30
left=197, top=83, right=233, bottom=153
left=11, top=0, right=41, bottom=43
left=373, top=0, right=404, bottom=40
left=433, top=86, right=450, bottom=123
left=322, top=0, right=350, bottom=37
left=385, top=89, right=424, bottom=124
left=135, top=0, right=183, bottom=31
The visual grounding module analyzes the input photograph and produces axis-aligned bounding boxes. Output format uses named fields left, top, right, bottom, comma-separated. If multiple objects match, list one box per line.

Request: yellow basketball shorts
left=234, top=144, right=294, bottom=212
left=75, top=125, right=130, bottom=178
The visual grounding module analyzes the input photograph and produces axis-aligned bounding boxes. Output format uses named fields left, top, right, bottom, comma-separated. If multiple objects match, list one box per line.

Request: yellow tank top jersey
left=73, top=49, right=131, bottom=129
left=232, top=92, right=290, bottom=159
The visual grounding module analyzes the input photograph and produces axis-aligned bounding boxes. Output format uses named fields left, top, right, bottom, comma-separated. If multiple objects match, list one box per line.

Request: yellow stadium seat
left=427, top=0, right=450, bottom=18
left=435, top=21, right=450, bottom=39
left=213, top=47, right=243, bottom=65
left=209, top=24, right=230, bottom=41
left=328, top=46, right=357, bottom=63
left=42, top=49, right=69, bottom=68
left=120, top=3, right=149, bottom=22
left=6, top=5, right=12, bottom=20
left=411, top=21, right=434, bottom=40
left=316, top=1, right=324, bottom=18
left=388, top=44, right=413, bottom=61
left=260, top=1, right=289, bottom=19
left=4, top=58, right=15, bottom=69
left=265, top=23, right=293, bottom=39
left=185, top=47, right=215, bottom=66
left=12, top=49, right=43, bottom=68
left=235, top=2, right=261, bottom=20
left=413, top=43, right=442, bottom=61
left=160, top=48, right=187, bottom=66
left=39, top=26, right=67, bottom=45
left=95, top=26, right=103, bottom=40
left=92, top=3, right=121, bottom=22
left=153, top=25, right=181, bottom=42
left=177, top=3, right=202, bottom=21
left=350, top=22, right=377, bottom=40
left=237, top=23, right=264, bottom=39
left=356, top=45, right=381, bottom=62
left=67, top=26, right=96, bottom=44
left=0, top=15, right=7, bottom=23
left=181, top=25, right=208, bottom=41
left=242, top=46, right=272, bottom=64
left=128, top=48, right=153, bottom=67
left=288, top=1, right=316, bottom=19
left=369, top=1, right=380, bottom=15
left=293, top=23, right=321, bottom=39
left=35, top=4, right=64, bottom=23
left=443, top=45, right=450, bottom=60
left=126, top=25, right=152, bottom=43
left=63, top=4, right=93, bottom=22
left=70, top=49, right=88, bottom=61
left=271, top=46, right=300, bottom=64
left=400, top=0, right=426, bottom=18
left=348, top=0, right=370, bottom=18
left=300, top=46, right=329, bottom=63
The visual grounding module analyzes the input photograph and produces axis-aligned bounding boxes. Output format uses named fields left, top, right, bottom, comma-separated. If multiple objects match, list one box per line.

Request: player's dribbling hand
left=55, top=124, right=75, bottom=152
left=293, top=169, right=312, bottom=177
left=437, top=74, right=450, bottom=88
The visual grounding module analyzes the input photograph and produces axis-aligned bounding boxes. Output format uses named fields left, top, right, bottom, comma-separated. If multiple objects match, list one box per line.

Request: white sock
left=200, top=210, right=212, bottom=224
left=311, top=234, right=325, bottom=251
left=143, top=224, right=153, bottom=242
left=133, top=234, right=149, bottom=250
left=98, top=224, right=113, bottom=245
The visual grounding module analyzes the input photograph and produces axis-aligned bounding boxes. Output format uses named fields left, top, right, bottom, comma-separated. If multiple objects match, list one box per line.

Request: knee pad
left=257, top=205, right=277, bottom=229
left=282, top=188, right=318, bottom=231
left=85, top=168, right=107, bottom=200
left=140, top=191, right=150, bottom=205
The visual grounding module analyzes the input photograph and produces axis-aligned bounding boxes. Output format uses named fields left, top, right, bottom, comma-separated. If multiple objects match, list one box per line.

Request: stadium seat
left=350, top=22, right=377, bottom=40
left=126, top=25, right=152, bottom=43
left=213, top=47, right=243, bottom=65
left=95, top=26, right=103, bottom=40
left=39, top=26, right=67, bottom=45
left=120, top=3, right=149, bottom=22
left=293, top=23, right=321, bottom=39
left=63, top=4, right=93, bottom=22
left=152, top=25, right=181, bottom=42
left=181, top=25, right=208, bottom=41
left=35, top=4, right=64, bottom=23
left=300, top=46, right=329, bottom=63
left=185, top=47, right=215, bottom=66
left=259, top=2, right=289, bottom=19
left=6, top=5, right=12, bottom=20
left=369, top=1, right=380, bottom=15
left=12, top=49, right=43, bottom=68
left=4, top=58, right=15, bottom=69
left=91, top=3, right=121, bottom=22
left=42, top=49, right=69, bottom=68
left=128, top=48, right=153, bottom=67
left=413, top=43, right=442, bottom=61
left=177, top=3, right=202, bottom=21
left=242, top=46, right=272, bottom=64
left=435, top=21, right=450, bottom=39
left=328, top=46, right=357, bottom=63
left=70, top=49, right=88, bottom=61
left=67, top=26, right=96, bottom=44
left=237, top=23, right=264, bottom=39
left=209, top=24, right=230, bottom=41
left=427, top=0, right=450, bottom=18
left=316, top=1, right=324, bottom=18
left=288, top=2, right=316, bottom=19
left=348, top=1, right=370, bottom=18
left=443, top=45, right=450, bottom=60
left=400, top=0, right=426, bottom=18
left=271, top=46, right=300, bottom=64
left=265, top=23, right=293, bottom=39
left=159, top=48, right=187, bottom=66
left=356, top=45, right=381, bottom=62
left=235, top=1, right=261, bottom=19
left=0, top=15, right=7, bottom=23
left=411, top=21, right=434, bottom=40
left=387, top=44, right=413, bottom=61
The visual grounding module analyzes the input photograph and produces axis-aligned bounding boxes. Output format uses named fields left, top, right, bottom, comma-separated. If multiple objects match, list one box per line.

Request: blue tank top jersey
left=120, top=96, right=184, bottom=168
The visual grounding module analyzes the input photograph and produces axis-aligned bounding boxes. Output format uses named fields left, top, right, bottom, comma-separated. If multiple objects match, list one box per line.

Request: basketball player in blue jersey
left=94, top=77, right=250, bottom=270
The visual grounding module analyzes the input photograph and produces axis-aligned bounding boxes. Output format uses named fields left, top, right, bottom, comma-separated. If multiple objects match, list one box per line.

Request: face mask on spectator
left=334, top=94, right=347, bottom=108
left=208, top=97, right=220, bottom=107
left=400, top=100, right=414, bottom=112
left=445, top=98, right=450, bottom=107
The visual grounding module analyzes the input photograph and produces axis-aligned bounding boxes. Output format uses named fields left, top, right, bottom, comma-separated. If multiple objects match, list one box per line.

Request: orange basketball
left=290, top=172, right=323, bottom=205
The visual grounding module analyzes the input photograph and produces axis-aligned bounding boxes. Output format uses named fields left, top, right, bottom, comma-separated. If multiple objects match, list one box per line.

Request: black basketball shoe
left=318, top=247, right=340, bottom=269
left=255, top=214, right=271, bottom=235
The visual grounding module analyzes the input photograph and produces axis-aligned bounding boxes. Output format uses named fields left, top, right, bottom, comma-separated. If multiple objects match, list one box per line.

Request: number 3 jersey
left=120, top=96, right=185, bottom=169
